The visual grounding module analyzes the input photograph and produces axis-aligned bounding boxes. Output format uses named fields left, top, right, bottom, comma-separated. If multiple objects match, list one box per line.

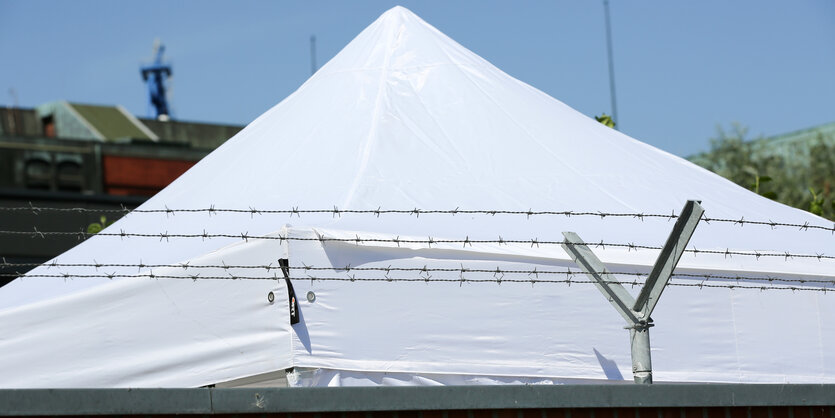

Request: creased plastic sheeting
left=285, top=226, right=835, bottom=385
left=0, top=233, right=293, bottom=388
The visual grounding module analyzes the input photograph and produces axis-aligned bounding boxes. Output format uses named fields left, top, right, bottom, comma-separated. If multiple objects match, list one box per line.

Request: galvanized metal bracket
left=561, top=200, right=704, bottom=384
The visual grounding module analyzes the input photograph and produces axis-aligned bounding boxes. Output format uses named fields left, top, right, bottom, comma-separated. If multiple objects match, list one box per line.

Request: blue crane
left=140, top=41, right=172, bottom=120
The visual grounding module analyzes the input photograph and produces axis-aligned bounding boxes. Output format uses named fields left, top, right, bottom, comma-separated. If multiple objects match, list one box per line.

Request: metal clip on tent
left=561, top=200, right=704, bottom=384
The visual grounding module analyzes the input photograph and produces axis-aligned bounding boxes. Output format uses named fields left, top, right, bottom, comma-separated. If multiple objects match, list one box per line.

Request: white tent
left=1, top=6, right=833, bottom=388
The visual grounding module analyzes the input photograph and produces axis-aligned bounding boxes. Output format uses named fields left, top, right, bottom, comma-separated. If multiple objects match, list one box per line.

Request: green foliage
left=809, top=188, right=825, bottom=217
left=87, top=216, right=113, bottom=234
left=595, top=114, right=616, bottom=128
left=692, top=124, right=835, bottom=221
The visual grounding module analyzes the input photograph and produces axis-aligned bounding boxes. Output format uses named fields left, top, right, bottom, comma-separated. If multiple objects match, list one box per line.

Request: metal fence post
left=629, top=324, right=652, bottom=384
left=561, top=200, right=704, bottom=384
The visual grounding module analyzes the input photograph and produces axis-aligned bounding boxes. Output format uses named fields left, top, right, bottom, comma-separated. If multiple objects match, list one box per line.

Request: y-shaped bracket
left=560, top=200, right=704, bottom=384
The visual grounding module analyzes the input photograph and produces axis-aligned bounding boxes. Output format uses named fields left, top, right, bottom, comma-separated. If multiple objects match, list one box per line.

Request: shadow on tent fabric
left=294, top=307, right=313, bottom=353
left=593, top=348, right=625, bottom=380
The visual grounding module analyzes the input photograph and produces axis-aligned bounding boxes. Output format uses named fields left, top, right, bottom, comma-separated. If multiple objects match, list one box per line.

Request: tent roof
left=1, top=6, right=832, bottom=387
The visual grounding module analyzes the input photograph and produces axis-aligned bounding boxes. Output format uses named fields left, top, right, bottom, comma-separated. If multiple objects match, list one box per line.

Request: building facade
left=0, top=103, right=243, bottom=285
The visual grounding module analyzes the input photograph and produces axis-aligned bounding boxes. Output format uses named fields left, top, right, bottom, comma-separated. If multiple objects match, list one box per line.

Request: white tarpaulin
left=1, top=6, right=833, bottom=387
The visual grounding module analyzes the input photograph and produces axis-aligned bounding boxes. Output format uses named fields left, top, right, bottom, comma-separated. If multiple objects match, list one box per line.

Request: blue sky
left=1, top=0, right=833, bottom=156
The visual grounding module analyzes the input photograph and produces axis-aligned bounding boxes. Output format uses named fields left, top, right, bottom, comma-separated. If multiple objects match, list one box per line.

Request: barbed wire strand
left=1, top=229, right=832, bottom=261
left=0, top=204, right=832, bottom=233
left=1, top=272, right=830, bottom=293
left=3, top=261, right=834, bottom=286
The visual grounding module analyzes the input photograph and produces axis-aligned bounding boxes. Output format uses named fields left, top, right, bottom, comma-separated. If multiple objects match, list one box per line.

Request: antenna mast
left=603, top=0, right=619, bottom=129
left=310, top=35, right=318, bottom=75
left=140, top=40, right=173, bottom=121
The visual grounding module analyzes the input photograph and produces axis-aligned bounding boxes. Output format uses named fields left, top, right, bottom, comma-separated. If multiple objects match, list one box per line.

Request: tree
left=87, top=216, right=114, bottom=234
left=595, top=114, right=616, bottom=129
left=691, top=124, right=834, bottom=221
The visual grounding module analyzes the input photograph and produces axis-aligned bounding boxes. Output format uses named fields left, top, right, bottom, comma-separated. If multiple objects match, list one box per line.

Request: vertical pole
left=603, top=0, right=619, bottom=128
left=310, top=35, right=318, bottom=75
left=630, top=324, right=652, bottom=384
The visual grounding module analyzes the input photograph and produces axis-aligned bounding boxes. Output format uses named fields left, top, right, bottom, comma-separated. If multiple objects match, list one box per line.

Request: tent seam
left=340, top=20, right=400, bottom=209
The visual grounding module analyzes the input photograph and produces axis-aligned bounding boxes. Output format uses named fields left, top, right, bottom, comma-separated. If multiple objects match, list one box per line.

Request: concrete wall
left=0, top=385, right=833, bottom=417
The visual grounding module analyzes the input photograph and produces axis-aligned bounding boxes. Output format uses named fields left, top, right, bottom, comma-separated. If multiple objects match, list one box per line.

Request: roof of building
left=69, top=103, right=153, bottom=140
left=0, top=106, right=243, bottom=149
left=139, top=117, right=242, bottom=149
left=761, top=121, right=835, bottom=148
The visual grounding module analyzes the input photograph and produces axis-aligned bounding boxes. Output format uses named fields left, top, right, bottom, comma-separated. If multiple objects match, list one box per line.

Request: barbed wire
left=1, top=271, right=830, bottom=293
left=3, top=260, right=834, bottom=285
left=1, top=204, right=832, bottom=233
left=1, top=228, right=833, bottom=261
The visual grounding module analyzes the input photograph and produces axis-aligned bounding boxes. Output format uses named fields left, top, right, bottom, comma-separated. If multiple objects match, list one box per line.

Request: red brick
left=544, top=409, right=569, bottom=418
left=683, top=408, right=703, bottom=418
left=421, top=411, right=445, bottom=418
left=770, top=407, right=790, bottom=418
left=704, top=407, right=727, bottom=418
left=728, top=407, right=749, bottom=418
left=103, top=155, right=196, bottom=194
left=810, top=407, right=830, bottom=418
left=634, top=407, right=660, bottom=418
left=658, top=408, right=682, bottom=418
left=749, top=407, right=769, bottom=418
left=520, top=408, right=547, bottom=418
left=446, top=410, right=470, bottom=418
left=595, top=408, right=615, bottom=418
left=493, top=409, right=519, bottom=418
left=615, top=407, right=637, bottom=418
